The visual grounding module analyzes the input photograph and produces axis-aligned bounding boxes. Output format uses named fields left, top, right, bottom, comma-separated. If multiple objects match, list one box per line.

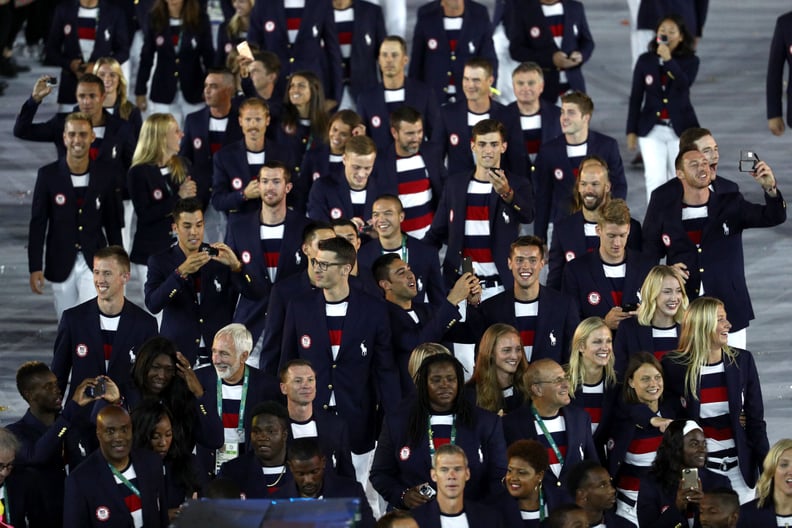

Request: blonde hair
left=567, top=317, right=617, bottom=395
left=132, top=113, right=187, bottom=184
left=408, top=343, right=451, bottom=383
left=756, top=439, right=792, bottom=507
left=469, top=324, right=530, bottom=412
left=671, top=297, right=737, bottom=399
left=637, top=265, right=689, bottom=326
left=227, top=0, right=254, bottom=38
left=93, top=57, right=134, bottom=121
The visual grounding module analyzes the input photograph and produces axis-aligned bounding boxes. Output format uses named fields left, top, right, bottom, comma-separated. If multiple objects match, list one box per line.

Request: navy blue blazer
left=180, top=105, right=244, bottom=209
left=767, top=11, right=792, bottom=126
left=63, top=448, right=167, bottom=528
left=194, top=364, right=282, bottom=476
left=373, top=142, right=448, bottom=214
left=642, top=188, right=786, bottom=331
left=288, top=411, right=356, bottom=480
left=409, top=0, right=497, bottom=102
left=469, top=286, right=580, bottom=365
left=612, top=317, right=679, bottom=376
left=737, top=498, right=778, bottom=528
left=357, top=234, right=445, bottom=307
left=52, top=297, right=158, bottom=398
left=225, top=208, right=309, bottom=342
left=127, top=161, right=186, bottom=265
left=248, top=0, right=343, bottom=102
left=211, top=139, right=296, bottom=216
left=662, top=350, right=769, bottom=488
left=296, top=145, right=340, bottom=214
left=423, top=170, right=534, bottom=289
left=273, top=471, right=375, bottom=527
left=370, top=406, right=507, bottom=507
left=218, top=451, right=294, bottom=499
left=437, top=99, right=528, bottom=178
left=2, top=469, right=47, bottom=528
left=45, top=0, right=130, bottom=105
left=504, top=0, right=594, bottom=102
left=280, top=287, right=402, bottom=452
left=135, top=14, right=214, bottom=104
left=29, top=158, right=122, bottom=282
left=547, top=212, right=643, bottom=291
left=627, top=52, right=700, bottom=137
left=502, top=403, right=599, bottom=505
left=637, top=468, right=731, bottom=528
left=306, top=172, right=396, bottom=223
left=356, top=78, right=443, bottom=151
left=215, top=20, right=245, bottom=68
left=412, top=499, right=504, bottom=528
left=637, top=0, right=708, bottom=37
left=533, top=131, right=626, bottom=242
left=505, top=99, right=563, bottom=164
left=345, top=0, right=387, bottom=101
left=145, top=244, right=240, bottom=365
left=561, top=249, right=655, bottom=321
left=14, top=101, right=135, bottom=176
left=568, top=379, right=620, bottom=465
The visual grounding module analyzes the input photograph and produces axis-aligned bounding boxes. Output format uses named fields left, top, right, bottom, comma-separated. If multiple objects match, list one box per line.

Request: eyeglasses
left=0, top=462, right=14, bottom=472
left=310, top=258, right=345, bottom=272
left=533, top=375, right=570, bottom=385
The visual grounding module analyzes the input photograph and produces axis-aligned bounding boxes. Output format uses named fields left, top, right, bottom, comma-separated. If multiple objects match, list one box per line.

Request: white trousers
left=52, top=254, right=94, bottom=319
left=638, top=124, right=679, bottom=203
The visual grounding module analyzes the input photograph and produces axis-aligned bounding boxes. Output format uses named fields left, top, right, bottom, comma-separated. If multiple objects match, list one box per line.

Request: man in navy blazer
left=145, top=198, right=242, bottom=366
left=409, top=0, right=497, bottom=104
left=52, top=245, right=157, bottom=398
left=437, top=58, right=527, bottom=177
left=411, top=444, right=504, bottom=528
left=767, top=10, right=792, bottom=136
left=533, top=91, right=626, bottom=242
left=357, top=36, right=442, bottom=151
left=562, top=199, right=654, bottom=331
left=504, top=0, right=594, bottom=104
left=195, top=324, right=281, bottom=478
left=503, top=359, right=599, bottom=506
left=63, top=406, right=167, bottom=528
left=279, top=237, right=401, bottom=477
left=45, top=0, right=129, bottom=108
left=472, top=236, right=579, bottom=365
left=333, top=0, right=386, bottom=107
left=643, top=146, right=786, bottom=348
left=424, top=119, right=534, bottom=294
left=28, top=112, right=123, bottom=318
left=248, top=0, right=344, bottom=104
left=225, top=161, right=308, bottom=345
left=547, top=155, right=642, bottom=290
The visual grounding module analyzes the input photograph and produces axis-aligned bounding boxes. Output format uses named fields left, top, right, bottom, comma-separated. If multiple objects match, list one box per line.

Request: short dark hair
left=512, top=61, right=544, bottom=79
left=380, top=35, right=407, bottom=55
left=376, top=510, right=415, bottom=528
left=704, top=488, right=740, bottom=516
left=390, top=105, right=423, bottom=131
left=287, top=437, right=324, bottom=462
left=94, top=245, right=131, bottom=273
left=260, top=159, right=291, bottom=184
left=16, top=361, right=51, bottom=400
left=302, top=221, right=334, bottom=245
left=510, top=235, right=546, bottom=260
left=279, top=359, right=315, bottom=383
left=566, top=459, right=605, bottom=496
left=372, top=253, right=402, bottom=284
left=678, top=127, right=713, bottom=151
left=252, top=50, right=281, bottom=75
left=506, top=439, right=549, bottom=473
left=546, top=504, right=586, bottom=528
left=464, top=57, right=494, bottom=78
left=203, top=478, right=242, bottom=499
left=373, top=194, right=404, bottom=212
left=471, top=118, right=506, bottom=142
left=561, top=91, right=594, bottom=116
left=205, top=67, right=234, bottom=86
left=329, top=109, right=362, bottom=131
left=675, top=144, right=701, bottom=171
left=77, top=73, right=105, bottom=95
left=172, top=197, right=203, bottom=221
left=330, top=218, right=359, bottom=237
left=317, top=237, right=356, bottom=266
left=250, top=401, right=289, bottom=430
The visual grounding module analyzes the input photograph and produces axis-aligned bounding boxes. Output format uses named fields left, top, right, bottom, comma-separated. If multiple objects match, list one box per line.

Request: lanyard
left=538, top=485, right=545, bottom=522
left=381, top=235, right=409, bottom=263
left=217, top=366, right=249, bottom=431
left=427, top=415, right=456, bottom=459
left=531, top=404, right=565, bottom=467
left=1, top=484, right=8, bottom=523
left=108, top=463, right=141, bottom=498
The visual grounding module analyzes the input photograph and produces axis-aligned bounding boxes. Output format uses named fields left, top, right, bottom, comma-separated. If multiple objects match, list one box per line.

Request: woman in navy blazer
left=215, top=0, right=252, bottom=68
left=626, top=14, right=699, bottom=202
left=370, top=354, right=507, bottom=510
left=662, top=297, right=769, bottom=504
left=275, top=71, right=330, bottom=171
left=737, top=438, right=792, bottom=527
left=614, top=265, right=689, bottom=375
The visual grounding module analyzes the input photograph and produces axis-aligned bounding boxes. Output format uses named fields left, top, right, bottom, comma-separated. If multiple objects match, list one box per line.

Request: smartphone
left=45, top=76, right=58, bottom=87
left=236, top=41, right=254, bottom=61
left=200, top=243, right=219, bottom=257
left=621, top=302, right=639, bottom=312
left=681, top=467, right=699, bottom=490
left=739, top=150, right=759, bottom=172
left=86, top=379, right=106, bottom=399
left=462, top=256, right=474, bottom=275
left=418, top=483, right=436, bottom=499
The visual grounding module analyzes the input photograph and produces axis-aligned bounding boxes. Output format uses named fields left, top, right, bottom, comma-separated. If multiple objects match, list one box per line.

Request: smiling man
left=503, top=359, right=599, bottom=506
left=52, top=245, right=157, bottom=399
left=64, top=406, right=167, bottom=528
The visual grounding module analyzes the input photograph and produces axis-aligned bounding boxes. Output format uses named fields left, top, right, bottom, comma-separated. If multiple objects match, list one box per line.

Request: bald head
left=97, top=406, right=133, bottom=468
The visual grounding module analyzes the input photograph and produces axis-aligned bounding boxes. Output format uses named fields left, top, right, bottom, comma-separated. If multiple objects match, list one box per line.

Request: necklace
left=265, top=465, right=287, bottom=487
